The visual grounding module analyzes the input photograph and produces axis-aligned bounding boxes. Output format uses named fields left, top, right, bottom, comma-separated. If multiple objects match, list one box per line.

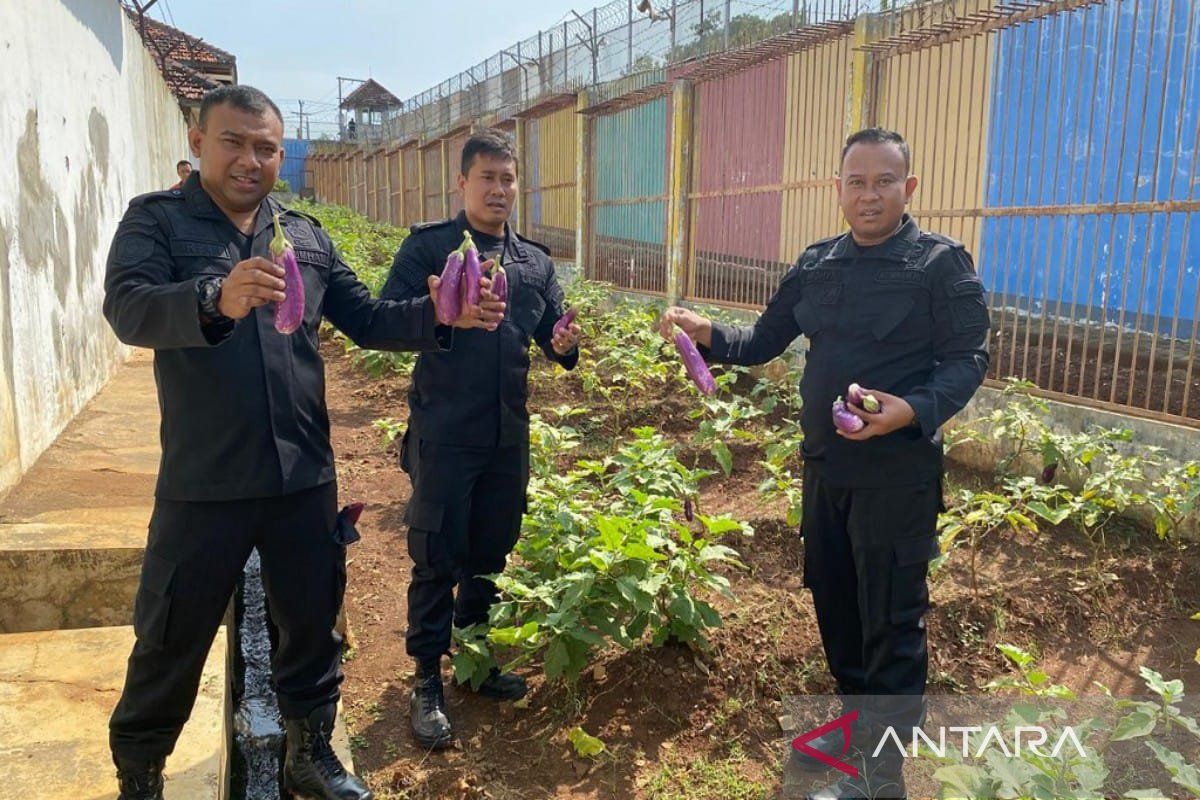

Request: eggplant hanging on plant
left=832, top=397, right=865, bottom=434
left=674, top=330, right=717, bottom=396
left=269, top=213, right=304, bottom=335
left=683, top=497, right=695, bottom=522
left=435, top=239, right=467, bottom=325
left=461, top=230, right=483, bottom=307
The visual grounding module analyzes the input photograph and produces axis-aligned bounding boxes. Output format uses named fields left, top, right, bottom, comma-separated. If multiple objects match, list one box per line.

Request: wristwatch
left=196, top=276, right=228, bottom=323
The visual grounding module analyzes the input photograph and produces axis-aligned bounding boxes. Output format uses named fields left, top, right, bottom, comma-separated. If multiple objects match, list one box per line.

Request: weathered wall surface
left=0, top=0, right=190, bottom=495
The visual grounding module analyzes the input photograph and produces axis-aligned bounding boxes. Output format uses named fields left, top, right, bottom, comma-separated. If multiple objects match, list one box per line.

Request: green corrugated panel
left=593, top=98, right=668, bottom=244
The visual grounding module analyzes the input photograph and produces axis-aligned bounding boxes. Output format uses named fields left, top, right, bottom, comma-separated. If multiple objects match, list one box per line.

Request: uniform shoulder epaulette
left=514, top=231, right=551, bottom=257
left=804, top=232, right=845, bottom=253
left=279, top=206, right=323, bottom=228
left=128, top=188, right=184, bottom=208
left=409, top=218, right=455, bottom=235
left=918, top=229, right=963, bottom=248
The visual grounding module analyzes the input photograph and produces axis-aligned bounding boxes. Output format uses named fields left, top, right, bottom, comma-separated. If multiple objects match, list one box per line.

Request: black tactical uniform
left=380, top=211, right=576, bottom=670
left=104, top=172, right=441, bottom=796
left=701, top=215, right=988, bottom=741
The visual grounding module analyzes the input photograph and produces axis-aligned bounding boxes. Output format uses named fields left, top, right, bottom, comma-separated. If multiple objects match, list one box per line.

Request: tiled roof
left=124, top=5, right=236, bottom=104
left=341, top=79, right=402, bottom=110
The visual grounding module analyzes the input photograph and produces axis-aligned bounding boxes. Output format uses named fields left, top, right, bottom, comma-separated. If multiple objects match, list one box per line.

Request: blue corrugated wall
left=981, top=0, right=1199, bottom=333
left=280, top=138, right=311, bottom=193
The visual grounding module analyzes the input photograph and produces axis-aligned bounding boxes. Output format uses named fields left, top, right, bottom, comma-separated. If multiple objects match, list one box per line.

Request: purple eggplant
left=461, top=231, right=482, bottom=307
left=847, top=382, right=881, bottom=413
left=436, top=244, right=466, bottom=325
left=683, top=497, right=695, bottom=522
left=491, top=264, right=508, bottom=303
left=1041, top=463, right=1058, bottom=484
left=674, top=331, right=717, bottom=396
left=270, top=213, right=304, bottom=335
left=832, top=397, right=865, bottom=433
left=554, top=308, right=578, bottom=338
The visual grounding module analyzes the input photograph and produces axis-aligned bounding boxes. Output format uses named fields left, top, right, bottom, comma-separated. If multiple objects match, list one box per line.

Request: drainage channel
left=228, top=549, right=287, bottom=799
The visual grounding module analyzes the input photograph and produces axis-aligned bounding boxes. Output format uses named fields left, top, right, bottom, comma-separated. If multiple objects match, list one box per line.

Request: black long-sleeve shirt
left=103, top=173, right=443, bottom=501
left=703, top=216, right=990, bottom=487
left=380, top=211, right=577, bottom=448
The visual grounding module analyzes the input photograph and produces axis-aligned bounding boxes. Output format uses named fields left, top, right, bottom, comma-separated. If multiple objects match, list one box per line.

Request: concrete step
left=0, top=625, right=228, bottom=800
left=0, top=509, right=148, bottom=633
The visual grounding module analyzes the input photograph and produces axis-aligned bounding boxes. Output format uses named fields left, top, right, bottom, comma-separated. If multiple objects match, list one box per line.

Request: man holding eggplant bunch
left=102, top=85, right=502, bottom=800
left=659, top=128, right=990, bottom=800
left=381, top=129, right=581, bottom=749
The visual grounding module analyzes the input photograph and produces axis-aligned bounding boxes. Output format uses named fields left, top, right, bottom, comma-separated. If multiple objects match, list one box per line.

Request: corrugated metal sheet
left=690, top=58, right=788, bottom=307
left=280, top=138, right=310, bottom=193
left=387, top=148, right=403, bottom=227
left=874, top=0, right=993, bottom=262
left=779, top=34, right=854, bottom=262
left=590, top=97, right=670, bottom=293
left=522, top=105, right=577, bottom=257
left=978, top=0, right=1200, bottom=416
left=402, top=144, right=421, bottom=227
left=592, top=97, right=668, bottom=243
left=422, top=143, right=445, bottom=220
left=446, top=130, right=471, bottom=217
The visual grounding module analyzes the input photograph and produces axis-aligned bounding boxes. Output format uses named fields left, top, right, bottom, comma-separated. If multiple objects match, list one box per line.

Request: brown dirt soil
left=322, top=338, right=1200, bottom=800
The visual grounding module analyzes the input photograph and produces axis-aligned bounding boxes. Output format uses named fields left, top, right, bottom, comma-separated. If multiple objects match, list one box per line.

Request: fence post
left=440, top=138, right=450, bottom=219
left=666, top=79, right=694, bottom=305
left=847, top=11, right=875, bottom=135
left=515, top=116, right=526, bottom=232
left=417, top=140, right=427, bottom=221
left=574, top=89, right=591, bottom=278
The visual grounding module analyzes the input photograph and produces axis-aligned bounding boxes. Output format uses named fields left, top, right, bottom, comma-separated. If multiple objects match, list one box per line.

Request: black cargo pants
left=400, top=431, right=528, bottom=661
left=109, top=482, right=347, bottom=764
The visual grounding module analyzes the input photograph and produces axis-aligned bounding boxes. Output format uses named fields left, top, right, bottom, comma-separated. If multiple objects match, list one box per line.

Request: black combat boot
left=472, top=666, right=528, bottom=700
left=410, top=658, right=454, bottom=749
left=115, top=757, right=164, bottom=800
left=282, top=704, right=373, bottom=800
left=804, top=750, right=906, bottom=799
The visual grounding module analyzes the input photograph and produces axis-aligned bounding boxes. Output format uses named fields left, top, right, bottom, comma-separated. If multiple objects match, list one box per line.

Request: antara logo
left=791, top=710, right=861, bottom=778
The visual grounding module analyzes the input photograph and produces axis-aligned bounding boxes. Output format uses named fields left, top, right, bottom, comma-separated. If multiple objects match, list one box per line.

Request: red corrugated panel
left=692, top=59, right=786, bottom=264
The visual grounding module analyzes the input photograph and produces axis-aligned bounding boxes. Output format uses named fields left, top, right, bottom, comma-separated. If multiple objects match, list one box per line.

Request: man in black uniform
left=103, top=85, right=502, bottom=800
left=380, top=130, right=581, bottom=749
left=659, top=129, right=990, bottom=799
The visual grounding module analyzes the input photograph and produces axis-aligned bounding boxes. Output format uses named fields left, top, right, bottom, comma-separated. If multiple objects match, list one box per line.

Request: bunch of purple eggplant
left=832, top=382, right=882, bottom=434
left=434, top=231, right=487, bottom=324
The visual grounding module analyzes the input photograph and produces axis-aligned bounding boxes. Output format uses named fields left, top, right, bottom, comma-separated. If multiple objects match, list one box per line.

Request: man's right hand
left=658, top=306, right=713, bottom=349
left=217, top=257, right=286, bottom=320
left=427, top=273, right=506, bottom=331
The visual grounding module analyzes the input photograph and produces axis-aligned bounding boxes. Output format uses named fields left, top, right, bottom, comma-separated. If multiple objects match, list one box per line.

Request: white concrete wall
left=0, top=0, right=190, bottom=495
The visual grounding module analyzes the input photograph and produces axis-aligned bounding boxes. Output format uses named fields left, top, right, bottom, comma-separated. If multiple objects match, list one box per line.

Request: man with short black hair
left=660, top=128, right=990, bottom=800
left=104, top=84, right=502, bottom=800
left=381, top=128, right=581, bottom=750
left=170, top=159, right=192, bottom=189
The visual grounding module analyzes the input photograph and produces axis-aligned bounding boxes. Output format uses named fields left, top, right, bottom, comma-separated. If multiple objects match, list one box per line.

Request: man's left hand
left=551, top=319, right=580, bottom=355
left=836, top=389, right=918, bottom=440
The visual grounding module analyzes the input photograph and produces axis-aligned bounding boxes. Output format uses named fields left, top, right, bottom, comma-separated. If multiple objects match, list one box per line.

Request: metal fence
left=309, top=0, right=1200, bottom=427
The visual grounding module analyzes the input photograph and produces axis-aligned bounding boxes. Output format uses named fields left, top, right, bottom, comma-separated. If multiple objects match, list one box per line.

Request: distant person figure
left=169, top=159, right=192, bottom=190
left=346, top=119, right=357, bottom=142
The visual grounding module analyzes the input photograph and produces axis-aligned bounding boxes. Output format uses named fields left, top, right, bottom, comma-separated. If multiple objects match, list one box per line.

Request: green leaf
left=1123, top=790, right=1169, bottom=799
left=568, top=726, right=606, bottom=758
left=997, top=643, right=1035, bottom=668
left=712, top=441, right=733, bottom=476
left=1111, top=711, right=1158, bottom=741
left=545, top=638, right=570, bottom=681
left=1190, top=612, right=1200, bottom=621
left=932, top=764, right=994, bottom=797
left=1027, top=500, right=1071, bottom=525
left=1146, top=741, right=1200, bottom=796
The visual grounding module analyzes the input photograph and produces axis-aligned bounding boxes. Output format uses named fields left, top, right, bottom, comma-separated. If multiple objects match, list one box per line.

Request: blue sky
left=161, top=1, right=582, bottom=137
